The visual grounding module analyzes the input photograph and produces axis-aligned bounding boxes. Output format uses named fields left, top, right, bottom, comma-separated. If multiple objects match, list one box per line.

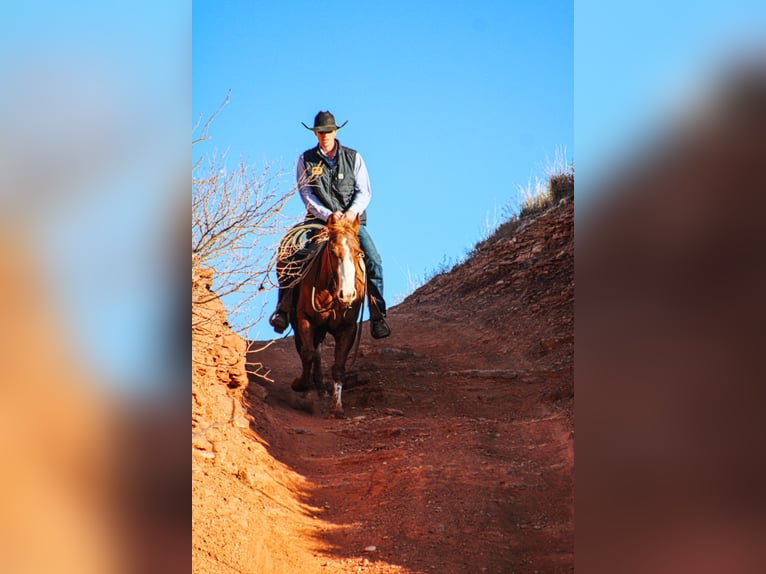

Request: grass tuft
left=401, top=150, right=574, bottom=302
left=474, top=154, right=574, bottom=252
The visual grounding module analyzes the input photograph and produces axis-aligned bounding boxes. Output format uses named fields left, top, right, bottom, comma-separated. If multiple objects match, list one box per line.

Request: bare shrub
left=192, top=97, right=295, bottom=335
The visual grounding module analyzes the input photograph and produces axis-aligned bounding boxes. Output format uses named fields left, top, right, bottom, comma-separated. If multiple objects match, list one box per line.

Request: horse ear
left=327, top=213, right=338, bottom=225
left=352, top=214, right=360, bottom=231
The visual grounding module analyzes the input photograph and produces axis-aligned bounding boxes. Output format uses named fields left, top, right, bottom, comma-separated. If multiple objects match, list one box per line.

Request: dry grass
left=402, top=151, right=574, bottom=300
left=549, top=170, right=575, bottom=203
left=518, top=147, right=574, bottom=218
left=473, top=154, right=574, bottom=253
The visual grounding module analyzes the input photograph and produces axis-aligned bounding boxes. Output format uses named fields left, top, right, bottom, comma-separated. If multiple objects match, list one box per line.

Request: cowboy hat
left=301, top=110, right=348, bottom=133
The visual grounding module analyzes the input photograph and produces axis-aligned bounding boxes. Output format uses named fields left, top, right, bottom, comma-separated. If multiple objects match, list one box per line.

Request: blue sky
left=6, top=1, right=761, bottom=392
left=193, top=0, right=574, bottom=337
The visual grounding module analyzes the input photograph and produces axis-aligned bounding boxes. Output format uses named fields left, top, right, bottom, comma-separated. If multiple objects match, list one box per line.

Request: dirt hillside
left=192, top=194, right=574, bottom=573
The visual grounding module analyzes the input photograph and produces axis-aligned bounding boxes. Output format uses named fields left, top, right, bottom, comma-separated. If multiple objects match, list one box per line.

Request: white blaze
left=337, top=237, right=357, bottom=304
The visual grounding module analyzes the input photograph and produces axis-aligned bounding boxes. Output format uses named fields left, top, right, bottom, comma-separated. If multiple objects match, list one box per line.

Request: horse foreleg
left=329, top=324, right=357, bottom=418
left=292, top=319, right=317, bottom=393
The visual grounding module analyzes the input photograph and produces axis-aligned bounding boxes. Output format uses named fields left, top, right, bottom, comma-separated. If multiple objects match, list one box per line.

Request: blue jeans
left=357, top=225, right=387, bottom=316
left=276, top=221, right=387, bottom=316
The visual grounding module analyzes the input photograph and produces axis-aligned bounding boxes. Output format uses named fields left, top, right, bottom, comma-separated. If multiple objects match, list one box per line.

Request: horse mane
left=324, top=217, right=361, bottom=254
left=326, top=216, right=359, bottom=237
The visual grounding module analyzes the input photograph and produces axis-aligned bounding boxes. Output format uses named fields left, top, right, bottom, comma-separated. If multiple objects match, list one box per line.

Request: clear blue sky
left=193, top=0, right=574, bottom=337
left=6, top=1, right=761, bottom=392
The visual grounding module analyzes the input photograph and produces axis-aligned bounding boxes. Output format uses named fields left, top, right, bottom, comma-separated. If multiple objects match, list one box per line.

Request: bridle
left=307, top=225, right=367, bottom=368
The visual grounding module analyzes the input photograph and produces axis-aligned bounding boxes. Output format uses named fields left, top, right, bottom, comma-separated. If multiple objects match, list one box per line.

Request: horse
left=288, top=213, right=366, bottom=417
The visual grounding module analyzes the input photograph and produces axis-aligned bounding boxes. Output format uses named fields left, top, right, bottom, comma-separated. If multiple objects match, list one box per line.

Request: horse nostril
left=339, top=288, right=355, bottom=302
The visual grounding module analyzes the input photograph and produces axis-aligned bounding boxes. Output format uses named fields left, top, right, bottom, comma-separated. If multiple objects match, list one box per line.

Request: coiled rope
left=276, top=221, right=328, bottom=289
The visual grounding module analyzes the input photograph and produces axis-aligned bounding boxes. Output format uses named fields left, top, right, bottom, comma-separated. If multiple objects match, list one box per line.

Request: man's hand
left=331, top=210, right=358, bottom=223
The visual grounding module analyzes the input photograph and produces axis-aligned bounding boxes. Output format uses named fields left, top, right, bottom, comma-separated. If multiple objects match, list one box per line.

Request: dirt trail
left=193, top=198, right=573, bottom=573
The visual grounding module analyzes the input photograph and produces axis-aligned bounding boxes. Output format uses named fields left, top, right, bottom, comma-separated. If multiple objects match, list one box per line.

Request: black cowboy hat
left=301, top=110, right=348, bottom=133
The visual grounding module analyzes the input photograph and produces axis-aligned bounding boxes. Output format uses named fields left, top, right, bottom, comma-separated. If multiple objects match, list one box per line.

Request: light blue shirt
left=296, top=142, right=372, bottom=222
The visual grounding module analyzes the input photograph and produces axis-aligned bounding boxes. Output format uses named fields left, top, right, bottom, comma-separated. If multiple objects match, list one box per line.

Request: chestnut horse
left=289, top=213, right=366, bottom=417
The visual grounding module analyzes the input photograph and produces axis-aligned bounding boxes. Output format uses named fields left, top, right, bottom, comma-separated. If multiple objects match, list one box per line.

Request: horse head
left=325, top=213, right=364, bottom=307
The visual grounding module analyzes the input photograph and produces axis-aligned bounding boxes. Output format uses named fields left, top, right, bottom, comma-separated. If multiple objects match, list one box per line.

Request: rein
left=347, top=259, right=367, bottom=369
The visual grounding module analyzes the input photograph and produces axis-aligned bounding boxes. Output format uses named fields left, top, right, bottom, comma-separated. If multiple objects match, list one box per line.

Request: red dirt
left=193, top=198, right=573, bottom=573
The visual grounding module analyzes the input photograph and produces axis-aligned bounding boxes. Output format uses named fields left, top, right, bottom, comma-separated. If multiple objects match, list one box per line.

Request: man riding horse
left=269, top=110, right=391, bottom=339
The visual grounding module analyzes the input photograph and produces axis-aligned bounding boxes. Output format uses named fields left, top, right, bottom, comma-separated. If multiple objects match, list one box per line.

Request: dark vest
left=301, top=142, right=367, bottom=224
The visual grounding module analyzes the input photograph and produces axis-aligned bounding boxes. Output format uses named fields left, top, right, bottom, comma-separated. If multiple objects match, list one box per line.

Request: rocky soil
left=192, top=195, right=574, bottom=573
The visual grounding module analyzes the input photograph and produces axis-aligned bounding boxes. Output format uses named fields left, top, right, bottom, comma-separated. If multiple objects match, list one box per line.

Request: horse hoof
left=328, top=409, right=345, bottom=419
left=291, top=378, right=310, bottom=392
